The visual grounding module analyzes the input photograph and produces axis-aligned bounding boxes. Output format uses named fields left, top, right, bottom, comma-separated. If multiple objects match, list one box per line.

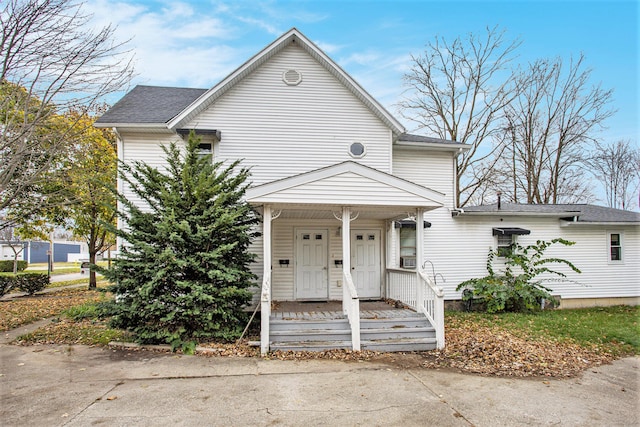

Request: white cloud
left=314, top=41, right=344, bottom=55
left=236, top=16, right=283, bottom=36
left=83, top=0, right=245, bottom=89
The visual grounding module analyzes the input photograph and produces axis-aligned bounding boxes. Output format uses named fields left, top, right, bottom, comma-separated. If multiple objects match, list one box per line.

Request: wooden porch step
left=266, top=307, right=438, bottom=353
left=270, top=318, right=349, bottom=331
left=362, top=337, right=437, bottom=352
left=360, top=317, right=434, bottom=330
left=270, top=328, right=351, bottom=342
left=360, top=327, right=435, bottom=340
left=270, top=340, right=353, bottom=352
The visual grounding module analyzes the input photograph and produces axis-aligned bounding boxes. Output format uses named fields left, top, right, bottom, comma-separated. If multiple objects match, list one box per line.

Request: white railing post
left=341, top=206, right=360, bottom=351
left=260, top=205, right=272, bottom=355
left=415, top=209, right=425, bottom=311
left=435, top=287, right=445, bottom=349
left=342, top=206, right=351, bottom=316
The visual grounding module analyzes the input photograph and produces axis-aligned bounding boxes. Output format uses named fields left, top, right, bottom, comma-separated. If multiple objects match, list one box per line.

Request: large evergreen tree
left=101, top=133, right=259, bottom=352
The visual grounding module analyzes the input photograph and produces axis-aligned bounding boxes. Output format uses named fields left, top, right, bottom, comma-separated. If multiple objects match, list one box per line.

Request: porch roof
left=246, top=161, right=445, bottom=212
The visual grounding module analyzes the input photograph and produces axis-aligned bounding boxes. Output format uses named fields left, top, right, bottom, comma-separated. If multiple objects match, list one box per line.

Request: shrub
left=64, top=303, right=100, bottom=321
left=457, top=238, right=580, bottom=313
left=100, top=132, right=259, bottom=352
left=0, top=276, right=15, bottom=296
left=17, top=274, right=50, bottom=295
left=0, top=260, right=28, bottom=272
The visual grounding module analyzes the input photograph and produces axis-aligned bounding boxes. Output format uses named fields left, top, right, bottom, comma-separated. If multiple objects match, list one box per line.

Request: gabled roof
left=95, top=86, right=207, bottom=127
left=246, top=161, right=444, bottom=208
left=167, top=28, right=406, bottom=136
left=461, top=203, right=640, bottom=224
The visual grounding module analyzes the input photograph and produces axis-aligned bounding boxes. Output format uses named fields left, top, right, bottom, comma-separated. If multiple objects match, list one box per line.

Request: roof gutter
left=93, top=122, right=170, bottom=129
left=458, top=212, right=579, bottom=218
left=394, top=140, right=471, bottom=153
left=560, top=221, right=640, bottom=227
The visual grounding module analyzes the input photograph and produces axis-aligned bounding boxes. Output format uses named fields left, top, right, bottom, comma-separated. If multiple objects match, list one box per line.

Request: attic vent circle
left=282, top=69, right=302, bottom=86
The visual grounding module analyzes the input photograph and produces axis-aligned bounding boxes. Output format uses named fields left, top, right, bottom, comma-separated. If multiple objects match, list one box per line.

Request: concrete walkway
left=1, top=337, right=637, bottom=426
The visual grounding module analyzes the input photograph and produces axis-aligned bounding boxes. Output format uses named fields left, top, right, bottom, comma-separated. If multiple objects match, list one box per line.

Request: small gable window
left=349, top=142, right=365, bottom=158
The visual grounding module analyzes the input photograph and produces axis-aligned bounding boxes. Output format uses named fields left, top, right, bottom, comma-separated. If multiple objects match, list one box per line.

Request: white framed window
left=608, top=232, right=623, bottom=262
left=496, top=234, right=514, bottom=257
left=399, top=227, right=416, bottom=268
left=197, top=142, right=213, bottom=159
left=492, top=227, right=529, bottom=257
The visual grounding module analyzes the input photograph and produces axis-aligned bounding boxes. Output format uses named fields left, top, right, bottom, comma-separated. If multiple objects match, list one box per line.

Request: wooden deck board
left=270, top=301, right=417, bottom=321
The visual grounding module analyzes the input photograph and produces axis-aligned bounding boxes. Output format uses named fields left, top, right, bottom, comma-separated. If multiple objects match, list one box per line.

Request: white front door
left=351, top=229, right=381, bottom=299
left=295, top=229, right=329, bottom=299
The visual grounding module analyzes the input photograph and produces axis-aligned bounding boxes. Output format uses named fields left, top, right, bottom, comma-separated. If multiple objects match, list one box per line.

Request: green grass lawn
left=448, top=305, right=640, bottom=355
left=26, top=262, right=80, bottom=275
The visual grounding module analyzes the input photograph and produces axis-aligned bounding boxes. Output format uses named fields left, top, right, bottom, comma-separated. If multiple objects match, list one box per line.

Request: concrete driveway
left=0, top=343, right=637, bottom=426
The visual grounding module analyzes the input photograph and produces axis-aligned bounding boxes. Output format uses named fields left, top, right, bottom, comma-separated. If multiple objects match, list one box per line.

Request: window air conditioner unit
left=400, top=256, right=416, bottom=269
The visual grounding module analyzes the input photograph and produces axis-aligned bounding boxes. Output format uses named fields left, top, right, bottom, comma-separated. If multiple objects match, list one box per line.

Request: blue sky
left=86, top=0, right=638, bottom=144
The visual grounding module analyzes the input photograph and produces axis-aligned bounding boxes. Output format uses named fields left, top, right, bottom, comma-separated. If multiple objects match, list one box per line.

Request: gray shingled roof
left=96, top=85, right=207, bottom=125
left=462, top=203, right=640, bottom=223
left=398, top=133, right=462, bottom=146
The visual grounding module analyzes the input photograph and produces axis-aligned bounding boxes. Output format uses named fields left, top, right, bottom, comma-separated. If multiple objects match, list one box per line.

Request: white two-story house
left=96, top=28, right=639, bottom=354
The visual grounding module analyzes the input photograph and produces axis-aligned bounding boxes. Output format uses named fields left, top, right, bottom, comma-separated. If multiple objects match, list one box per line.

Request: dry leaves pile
left=14, top=318, right=128, bottom=346
left=5, top=291, right=620, bottom=378
left=0, top=289, right=104, bottom=331
left=420, top=317, right=614, bottom=377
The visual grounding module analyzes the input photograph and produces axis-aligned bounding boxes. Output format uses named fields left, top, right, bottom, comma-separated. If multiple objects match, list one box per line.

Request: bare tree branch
left=399, top=26, right=521, bottom=207
left=497, top=55, right=615, bottom=204
left=585, top=140, right=640, bottom=210
left=0, top=0, right=134, bottom=229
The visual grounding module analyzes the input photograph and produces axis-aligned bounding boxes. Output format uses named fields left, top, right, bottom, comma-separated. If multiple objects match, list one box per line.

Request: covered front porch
left=245, top=162, right=447, bottom=354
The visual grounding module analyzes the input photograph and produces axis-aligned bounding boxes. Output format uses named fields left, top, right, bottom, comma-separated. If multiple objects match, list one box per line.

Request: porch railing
left=342, top=270, right=361, bottom=351
left=387, top=268, right=445, bottom=349
left=260, top=275, right=271, bottom=355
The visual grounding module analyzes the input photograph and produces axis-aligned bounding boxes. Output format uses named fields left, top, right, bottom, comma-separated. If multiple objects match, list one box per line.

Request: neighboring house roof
left=397, top=133, right=470, bottom=152
left=461, top=203, right=640, bottom=224
left=95, top=86, right=207, bottom=127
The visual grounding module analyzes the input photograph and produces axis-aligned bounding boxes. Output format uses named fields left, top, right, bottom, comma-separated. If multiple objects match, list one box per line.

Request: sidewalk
left=0, top=328, right=638, bottom=426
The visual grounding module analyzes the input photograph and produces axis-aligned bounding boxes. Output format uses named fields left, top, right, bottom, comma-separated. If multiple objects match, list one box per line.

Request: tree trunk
left=88, top=231, right=98, bottom=289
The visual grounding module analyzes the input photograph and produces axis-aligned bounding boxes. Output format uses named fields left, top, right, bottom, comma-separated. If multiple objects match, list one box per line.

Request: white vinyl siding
left=185, top=44, right=392, bottom=185
left=392, top=148, right=456, bottom=207
left=425, top=216, right=640, bottom=301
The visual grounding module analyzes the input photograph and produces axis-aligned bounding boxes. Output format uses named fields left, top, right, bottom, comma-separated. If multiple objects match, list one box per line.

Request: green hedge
left=0, top=260, right=28, bottom=272
left=0, top=274, right=49, bottom=296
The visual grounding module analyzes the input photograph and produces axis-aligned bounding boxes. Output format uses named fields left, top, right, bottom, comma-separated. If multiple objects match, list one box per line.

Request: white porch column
left=260, top=205, right=272, bottom=355
left=416, top=209, right=425, bottom=308
left=342, top=205, right=351, bottom=314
